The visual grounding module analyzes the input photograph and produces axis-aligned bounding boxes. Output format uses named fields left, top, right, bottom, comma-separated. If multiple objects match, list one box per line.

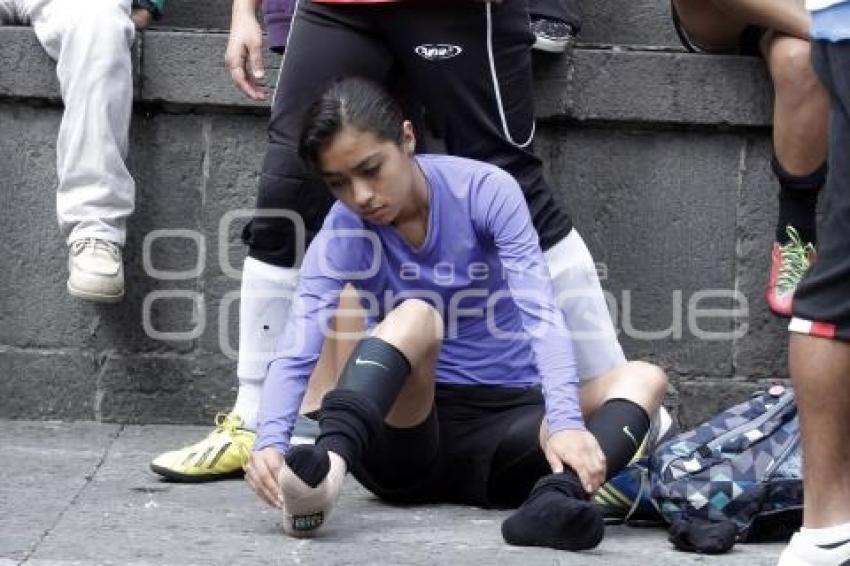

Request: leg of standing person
left=779, top=35, right=850, bottom=565
left=387, top=0, right=632, bottom=384
left=528, top=0, right=580, bottom=53
left=672, top=0, right=829, bottom=317
left=6, top=0, right=136, bottom=302
left=150, top=1, right=394, bottom=481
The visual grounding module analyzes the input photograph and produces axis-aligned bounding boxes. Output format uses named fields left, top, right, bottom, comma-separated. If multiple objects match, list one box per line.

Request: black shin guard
left=286, top=338, right=411, bottom=486
left=318, top=337, right=411, bottom=466
left=586, top=398, right=651, bottom=481
left=773, top=155, right=826, bottom=244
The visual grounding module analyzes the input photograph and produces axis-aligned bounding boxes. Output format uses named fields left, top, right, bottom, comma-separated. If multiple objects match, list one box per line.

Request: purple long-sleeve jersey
left=255, top=155, right=583, bottom=453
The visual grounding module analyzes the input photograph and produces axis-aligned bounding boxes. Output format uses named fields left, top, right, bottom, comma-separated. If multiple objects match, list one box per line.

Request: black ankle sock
left=772, top=155, right=825, bottom=244
left=284, top=445, right=330, bottom=488
left=586, top=398, right=651, bottom=481
left=502, top=473, right=604, bottom=551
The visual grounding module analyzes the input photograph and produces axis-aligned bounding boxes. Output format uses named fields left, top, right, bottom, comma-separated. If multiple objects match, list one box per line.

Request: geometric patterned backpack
left=648, top=386, right=803, bottom=541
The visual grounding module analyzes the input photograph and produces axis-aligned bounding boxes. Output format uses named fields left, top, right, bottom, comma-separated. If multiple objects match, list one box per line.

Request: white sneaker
left=278, top=451, right=346, bottom=538
left=67, top=238, right=124, bottom=303
left=778, top=531, right=850, bottom=566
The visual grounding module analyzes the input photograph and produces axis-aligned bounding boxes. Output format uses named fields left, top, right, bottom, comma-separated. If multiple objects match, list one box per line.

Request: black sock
left=315, top=389, right=385, bottom=468
left=284, top=445, right=330, bottom=488
left=502, top=473, right=604, bottom=551
left=773, top=155, right=825, bottom=244
left=586, top=398, right=651, bottom=481
left=298, top=337, right=411, bottom=478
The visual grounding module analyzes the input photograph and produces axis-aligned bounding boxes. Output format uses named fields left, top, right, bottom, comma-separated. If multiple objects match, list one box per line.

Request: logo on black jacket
left=414, top=44, right=463, bottom=61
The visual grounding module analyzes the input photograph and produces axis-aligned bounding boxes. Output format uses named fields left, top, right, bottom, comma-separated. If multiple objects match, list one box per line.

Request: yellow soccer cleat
left=150, top=413, right=255, bottom=482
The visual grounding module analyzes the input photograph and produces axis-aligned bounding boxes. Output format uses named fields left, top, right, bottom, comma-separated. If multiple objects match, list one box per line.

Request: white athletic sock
left=232, top=380, right=263, bottom=431
left=543, top=230, right=625, bottom=380
left=801, top=522, right=850, bottom=547
left=233, top=257, right=299, bottom=431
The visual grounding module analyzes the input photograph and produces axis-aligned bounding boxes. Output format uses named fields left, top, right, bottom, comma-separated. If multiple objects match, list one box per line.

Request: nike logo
left=623, top=426, right=638, bottom=448
left=355, top=357, right=389, bottom=371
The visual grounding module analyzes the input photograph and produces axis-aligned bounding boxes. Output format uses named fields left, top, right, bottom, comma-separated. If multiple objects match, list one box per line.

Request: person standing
left=671, top=0, right=830, bottom=317
left=778, top=2, right=850, bottom=564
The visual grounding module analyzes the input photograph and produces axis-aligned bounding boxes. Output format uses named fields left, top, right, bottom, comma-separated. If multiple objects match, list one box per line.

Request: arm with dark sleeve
left=472, top=169, right=584, bottom=433
left=263, top=0, right=296, bottom=53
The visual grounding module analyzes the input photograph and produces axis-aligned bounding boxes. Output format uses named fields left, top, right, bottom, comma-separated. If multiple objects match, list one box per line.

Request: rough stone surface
left=537, top=126, right=756, bottom=377
left=2, top=421, right=786, bottom=566
left=675, top=379, right=787, bottom=429
left=578, top=0, right=682, bottom=47
left=141, top=31, right=276, bottom=109
left=0, top=420, right=120, bottom=562
left=154, top=0, right=234, bottom=31
left=0, top=28, right=772, bottom=126
left=155, top=0, right=682, bottom=48
left=97, top=354, right=236, bottom=424
left=0, top=349, right=97, bottom=420
left=732, top=139, right=794, bottom=379
left=563, top=50, right=772, bottom=126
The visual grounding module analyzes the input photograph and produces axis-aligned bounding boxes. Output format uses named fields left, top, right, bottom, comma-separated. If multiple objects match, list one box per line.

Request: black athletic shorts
left=351, top=384, right=550, bottom=509
left=790, top=40, right=850, bottom=342
left=671, top=0, right=766, bottom=57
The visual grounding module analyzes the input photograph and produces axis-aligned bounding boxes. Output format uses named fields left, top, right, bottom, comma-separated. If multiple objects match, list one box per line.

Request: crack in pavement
left=18, top=424, right=126, bottom=565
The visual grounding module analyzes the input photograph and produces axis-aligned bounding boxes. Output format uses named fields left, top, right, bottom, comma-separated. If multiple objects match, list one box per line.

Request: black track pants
left=244, top=0, right=573, bottom=267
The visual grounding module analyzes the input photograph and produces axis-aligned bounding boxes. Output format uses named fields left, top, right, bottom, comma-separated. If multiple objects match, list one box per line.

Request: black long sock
left=586, top=398, right=651, bottom=480
left=773, top=155, right=826, bottom=244
left=285, top=337, right=411, bottom=486
left=501, top=399, right=650, bottom=550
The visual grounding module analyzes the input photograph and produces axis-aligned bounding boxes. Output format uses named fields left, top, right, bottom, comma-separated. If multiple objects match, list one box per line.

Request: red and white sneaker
left=766, top=227, right=815, bottom=318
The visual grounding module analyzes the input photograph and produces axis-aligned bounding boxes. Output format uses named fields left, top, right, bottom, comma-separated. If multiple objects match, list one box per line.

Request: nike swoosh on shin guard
left=278, top=452, right=347, bottom=538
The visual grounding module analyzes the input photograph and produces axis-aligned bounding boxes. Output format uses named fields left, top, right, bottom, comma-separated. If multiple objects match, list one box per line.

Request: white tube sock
left=233, top=256, right=299, bottom=430
left=543, top=230, right=626, bottom=381
left=801, top=522, right=850, bottom=547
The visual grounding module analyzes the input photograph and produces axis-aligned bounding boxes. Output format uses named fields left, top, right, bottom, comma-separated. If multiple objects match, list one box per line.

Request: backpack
left=648, top=386, right=803, bottom=541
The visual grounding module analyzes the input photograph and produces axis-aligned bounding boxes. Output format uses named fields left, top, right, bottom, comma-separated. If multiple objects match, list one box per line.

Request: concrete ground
left=1, top=420, right=786, bottom=566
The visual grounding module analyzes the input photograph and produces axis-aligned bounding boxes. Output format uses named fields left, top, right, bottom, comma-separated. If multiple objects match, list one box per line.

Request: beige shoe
left=278, top=451, right=347, bottom=538
left=67, top=238, right=124, bottom=303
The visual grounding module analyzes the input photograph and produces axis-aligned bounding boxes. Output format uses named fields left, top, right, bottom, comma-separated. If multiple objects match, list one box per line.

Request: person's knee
left=619, top=361, right=667, bottom=409
left=769, top=37, right=818, bottom=95
left=375, top=299, right=444, bottom=348
left=636, top=361, right=668, bottom=404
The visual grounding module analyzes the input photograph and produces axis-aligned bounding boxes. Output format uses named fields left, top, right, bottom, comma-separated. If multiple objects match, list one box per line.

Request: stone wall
left=0, top=4, right=792, bottom=429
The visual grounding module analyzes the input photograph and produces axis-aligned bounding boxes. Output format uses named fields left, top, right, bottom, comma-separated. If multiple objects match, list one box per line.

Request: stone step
left=0, top=28, right=770, bottom=126
left=155, top=0, right=681, bottom=48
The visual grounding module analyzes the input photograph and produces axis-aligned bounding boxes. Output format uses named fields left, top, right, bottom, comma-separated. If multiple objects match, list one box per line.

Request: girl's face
left=317, top=121, right=420, bottom=225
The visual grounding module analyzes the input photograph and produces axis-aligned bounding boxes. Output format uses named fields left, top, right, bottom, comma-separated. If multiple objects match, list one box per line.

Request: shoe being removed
left=150, top=413, right=255, bottom=482
left=278, top=449, right=346, bottom=538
